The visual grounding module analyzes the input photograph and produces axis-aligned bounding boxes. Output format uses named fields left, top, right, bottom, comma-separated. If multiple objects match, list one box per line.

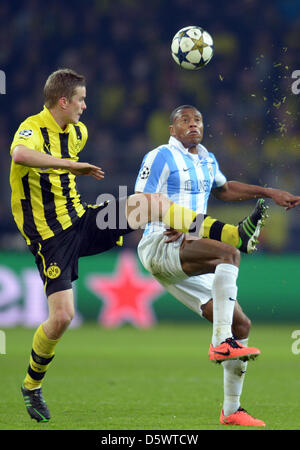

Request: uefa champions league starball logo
left=140, top=166, right=150, bottom=179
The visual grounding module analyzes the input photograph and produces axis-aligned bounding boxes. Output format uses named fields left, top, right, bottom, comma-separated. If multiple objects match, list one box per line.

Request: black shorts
left=28, top=200, right=134, bottom=297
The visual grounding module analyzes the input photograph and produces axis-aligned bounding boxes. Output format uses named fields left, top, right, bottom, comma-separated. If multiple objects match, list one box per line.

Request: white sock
left=211, top=263, right=239, bottom=347
left=222, top=338, right=248, bottom=416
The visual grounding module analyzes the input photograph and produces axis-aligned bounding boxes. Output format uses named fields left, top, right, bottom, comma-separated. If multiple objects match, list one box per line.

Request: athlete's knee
left=140, top=192, right=170, bottom=221
left=147, top=193, right=167, bottom=213
left=126, top=193, right=164, bottom=228
left=220, top=246, right=240, bottom=267
left=50, top=308, right=74, bottom=334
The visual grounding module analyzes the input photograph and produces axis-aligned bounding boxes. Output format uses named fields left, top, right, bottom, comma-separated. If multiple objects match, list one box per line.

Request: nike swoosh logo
left=212, top=350, right=230, bottom=356
left=229, top=297, right=236, bottom=302
left=183, top=168, right=190, bottom=171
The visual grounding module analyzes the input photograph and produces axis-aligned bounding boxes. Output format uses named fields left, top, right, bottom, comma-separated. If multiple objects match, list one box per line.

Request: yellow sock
left=163, top=204, right=240, bottom=247
left=202, top=216, right=217, bottom=238
left=162, top=203, right=197, bottom=233
left=203, top=216, right=240, bottom=247
left=24, top=324, right=60, bottom=390
left=220, top=223, right=240, bottom=247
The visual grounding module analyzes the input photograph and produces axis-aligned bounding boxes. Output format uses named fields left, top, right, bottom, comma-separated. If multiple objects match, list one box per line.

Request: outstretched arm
left=11, top=145, right=105, bottom=180
left=212, top=181, right=300, bottom=210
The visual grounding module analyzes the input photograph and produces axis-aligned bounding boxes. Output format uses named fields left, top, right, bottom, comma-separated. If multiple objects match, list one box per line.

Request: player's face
left=65, top=86, right=87, bottom=123
left=170, top=108, right=203, bottom=149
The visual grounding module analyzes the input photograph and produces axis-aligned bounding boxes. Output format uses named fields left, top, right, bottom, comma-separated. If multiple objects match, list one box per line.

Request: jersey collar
left=40, top=106, right=72, bottom=133
left=168, top=136, right=209, bottom=158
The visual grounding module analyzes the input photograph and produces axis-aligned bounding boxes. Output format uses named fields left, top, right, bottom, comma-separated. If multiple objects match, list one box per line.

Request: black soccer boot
left=237, top=198, right=268, bottom=253
left=21, top=383, right=50, bottom=422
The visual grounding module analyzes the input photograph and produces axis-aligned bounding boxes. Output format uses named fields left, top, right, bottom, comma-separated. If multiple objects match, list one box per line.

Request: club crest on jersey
left=46, top=263, right=61, bottom=279
left=19, top=129, right=33, bottom=137
left=75, top=141, right=81, bottom=152
left=140, top=166, right=150, bottom=179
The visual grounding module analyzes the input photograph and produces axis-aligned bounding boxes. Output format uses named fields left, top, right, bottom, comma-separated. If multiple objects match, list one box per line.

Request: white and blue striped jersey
left=135, top=136, right=227, bottom=235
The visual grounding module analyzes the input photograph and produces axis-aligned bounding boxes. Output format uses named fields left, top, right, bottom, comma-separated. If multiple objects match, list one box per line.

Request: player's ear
left=58, top=97, right=69, bottom=110
left=169, top=124, right=175, bottom=136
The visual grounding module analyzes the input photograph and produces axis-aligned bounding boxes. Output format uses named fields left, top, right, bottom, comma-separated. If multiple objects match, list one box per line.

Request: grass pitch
left=1, top=323, right=300, bottom=430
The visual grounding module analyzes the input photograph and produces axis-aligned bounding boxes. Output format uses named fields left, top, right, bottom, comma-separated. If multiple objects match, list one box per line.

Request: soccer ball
left=171, top=26, right=214, bottom=70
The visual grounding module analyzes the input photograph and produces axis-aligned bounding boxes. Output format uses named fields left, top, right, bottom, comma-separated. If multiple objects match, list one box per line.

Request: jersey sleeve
left=210, top=153, right=227, bottom=188
left=135, top=148, right=170, bottom=193
left=77, top=122, right=88, bottom=152
left=10, top=119, right=42, bottom=155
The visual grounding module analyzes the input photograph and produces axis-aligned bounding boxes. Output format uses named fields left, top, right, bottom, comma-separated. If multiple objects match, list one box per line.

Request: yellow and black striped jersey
left=10, top=106, right=88, bottom=245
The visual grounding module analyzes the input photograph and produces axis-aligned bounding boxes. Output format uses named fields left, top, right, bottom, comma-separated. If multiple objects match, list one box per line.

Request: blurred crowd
left=0, top=0, right=299, bottom=251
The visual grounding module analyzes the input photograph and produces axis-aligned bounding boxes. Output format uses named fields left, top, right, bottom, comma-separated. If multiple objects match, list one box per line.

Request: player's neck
left=49, top=107, right=69, bottom=131
left=188, top=146, right=198, bottom=154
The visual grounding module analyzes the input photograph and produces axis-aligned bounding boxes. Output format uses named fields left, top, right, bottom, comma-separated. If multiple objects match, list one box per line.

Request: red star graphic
left=88, top=251, right=164, bottom=328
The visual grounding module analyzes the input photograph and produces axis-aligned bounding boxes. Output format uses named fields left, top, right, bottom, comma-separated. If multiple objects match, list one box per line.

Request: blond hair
left=44, top=68, right=85, bottom=108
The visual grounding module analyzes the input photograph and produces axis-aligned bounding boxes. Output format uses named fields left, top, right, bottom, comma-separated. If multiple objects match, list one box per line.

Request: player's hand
left=269, top=189, right=300, bottom=210
left=68, top=161, right=105, bottom=180
left=163, top=228, right=183, bottom=243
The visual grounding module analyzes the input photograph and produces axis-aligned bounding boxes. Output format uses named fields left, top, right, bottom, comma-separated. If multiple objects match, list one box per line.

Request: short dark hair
left=170, top=105, right=199, bottom=124
left=44, top=68, right=86, bottom=108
